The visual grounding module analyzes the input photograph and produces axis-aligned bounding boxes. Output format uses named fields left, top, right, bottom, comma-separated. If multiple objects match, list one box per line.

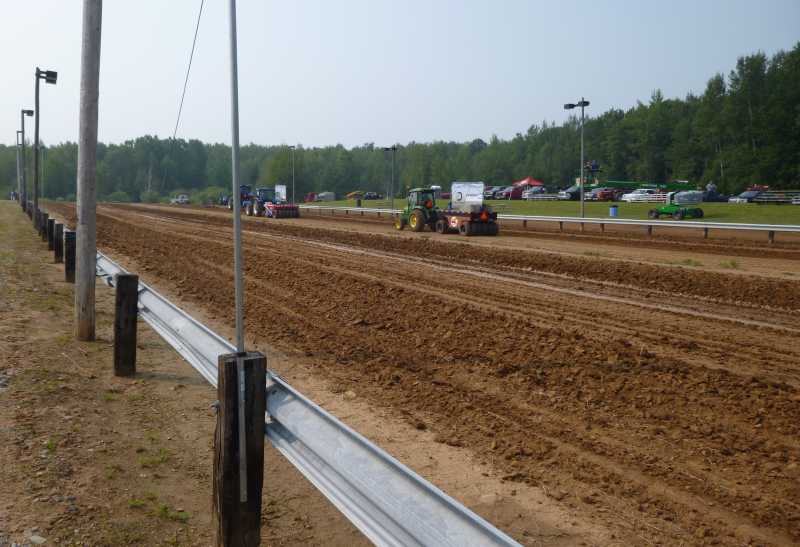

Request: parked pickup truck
left=170, top=194, right=190, bottom=205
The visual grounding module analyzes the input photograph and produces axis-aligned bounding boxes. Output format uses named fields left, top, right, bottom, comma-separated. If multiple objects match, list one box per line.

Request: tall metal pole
left=290, top=145, right=296, bottom=204
left=580, top=98, right=585, bottom=218
left=41, top=147, right=46, bottom=199
left=390, top=147, right=395, bottom=212
left=15, top=132, right=22, bottom=202
left=75, top=0, right=102, bottom=341
left=20, top=111, right=28, bottom=209
left=228, top=0, right=245, bottom=353
left=33, top=72, right=41, bottom=226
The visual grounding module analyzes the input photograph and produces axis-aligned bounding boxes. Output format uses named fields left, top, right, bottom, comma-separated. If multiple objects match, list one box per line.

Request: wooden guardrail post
left=113, top=274, right=139, bottom=377
left=214, top=352, right=266, bottom=547
left=64, top=230, right=76, bottom=283
left=768, top=230, right=775, bottom=244
left=40, top=213, right=49, bottom=241
left=54, top=223, right=64, bottom=263
left=703, top=227, right=709, bottom=239
left=47, top=217, right=55, bottom=250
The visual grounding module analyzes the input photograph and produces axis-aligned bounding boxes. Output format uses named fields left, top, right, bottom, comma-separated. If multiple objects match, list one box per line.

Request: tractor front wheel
left=409, top=210, right=426, bottom=232
left=394, top=216, right=406, bottom=230
left=648, top=209, right=659, bottom=219
left=694, top=208, right=704, bottom=218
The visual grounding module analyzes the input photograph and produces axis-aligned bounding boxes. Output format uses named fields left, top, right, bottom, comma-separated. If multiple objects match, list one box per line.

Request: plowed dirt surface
left=47, top=203, right=800, bottom=546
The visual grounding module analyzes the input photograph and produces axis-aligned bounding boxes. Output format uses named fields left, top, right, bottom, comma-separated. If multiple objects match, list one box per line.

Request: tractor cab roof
left=409, top=187, right=435, bottom=193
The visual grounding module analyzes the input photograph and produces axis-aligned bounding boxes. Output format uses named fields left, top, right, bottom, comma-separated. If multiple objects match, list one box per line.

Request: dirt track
left=47, top=203, right=800, bottom=546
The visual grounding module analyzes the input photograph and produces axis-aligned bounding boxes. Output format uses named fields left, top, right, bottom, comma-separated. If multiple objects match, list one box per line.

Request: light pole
left=227, top=0, right=245, bottom=353
left=383, top=145, right=397, bottom=212
left=20, top=109, right=33, bottom=212
left=564, top=97, right=589, bottom=217
left=34, top=67, right=58, bottom=227
left=288, top=145, right=296, bottom=204
left=15, top=131, right=22, bottom=204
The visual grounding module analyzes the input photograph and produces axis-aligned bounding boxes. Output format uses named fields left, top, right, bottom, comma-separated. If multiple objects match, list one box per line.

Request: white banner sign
left=451, top=182, right=485, bottom=205
left=275, top=184, right=287, bottom=201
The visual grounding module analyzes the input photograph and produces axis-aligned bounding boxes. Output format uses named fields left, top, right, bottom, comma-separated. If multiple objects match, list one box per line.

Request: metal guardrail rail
left=95, top=252, right=520, bottom=547
left=299, top=205, right=800, bottom=234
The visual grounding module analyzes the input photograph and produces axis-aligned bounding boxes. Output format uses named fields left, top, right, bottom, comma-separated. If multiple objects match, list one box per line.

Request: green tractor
left=648, top=191, right=704, bottom=220
left=394, top=186, right=499, bottom=236
left=394, top=188, right=439, bottom=232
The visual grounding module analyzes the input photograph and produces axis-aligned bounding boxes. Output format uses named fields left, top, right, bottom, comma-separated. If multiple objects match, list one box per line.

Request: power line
left=172, top=0, right=205, bottom=139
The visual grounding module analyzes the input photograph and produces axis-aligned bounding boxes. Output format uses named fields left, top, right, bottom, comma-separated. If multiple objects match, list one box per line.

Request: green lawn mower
left=648, top=191, right=704, bottom=220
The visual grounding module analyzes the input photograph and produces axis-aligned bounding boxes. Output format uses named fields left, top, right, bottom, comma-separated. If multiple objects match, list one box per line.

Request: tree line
left=2, top=43, right=798, bottom=202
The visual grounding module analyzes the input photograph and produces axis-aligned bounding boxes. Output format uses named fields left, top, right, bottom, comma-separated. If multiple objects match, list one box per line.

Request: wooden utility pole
left=75, top=0, right=102, bottom=341
left=213, top=352, right=266, bottom=547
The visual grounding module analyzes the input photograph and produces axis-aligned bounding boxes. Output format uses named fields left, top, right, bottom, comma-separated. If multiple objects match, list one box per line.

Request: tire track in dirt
left=47, top=202, right=800, bottom=545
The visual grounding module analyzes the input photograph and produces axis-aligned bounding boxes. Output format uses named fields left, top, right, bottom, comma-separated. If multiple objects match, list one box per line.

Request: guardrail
left=95, top=252, right=520, bottom=547
left=299, top=205, right=800, bottom=241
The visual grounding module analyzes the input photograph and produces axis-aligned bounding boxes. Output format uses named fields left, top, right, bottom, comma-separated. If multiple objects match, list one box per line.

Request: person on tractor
left=394, top=188, right=438, bottom=232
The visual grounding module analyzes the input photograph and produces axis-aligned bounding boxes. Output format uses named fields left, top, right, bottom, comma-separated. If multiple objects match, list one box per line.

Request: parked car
left=728, top=190, right=761, bottom=203
left=521, top=186, right=547, bottom=199
left=484, top=186, right=503, bottom=199
left=363, top=191, right=382, bottom=200
left=495, top=186, right=524, bottom=200
left=170, top=194, right=190, bottom=205
left=558, top=185, right=580, bottom=200
left=522, top=186, right=547, bottom=199
left=587, top=187, right=622, bottom=201
left=620, top=188, right=660, bottom=202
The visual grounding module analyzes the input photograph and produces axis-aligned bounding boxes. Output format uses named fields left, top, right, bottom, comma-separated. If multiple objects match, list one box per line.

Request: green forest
left=2, top=43, right=799, bottom=203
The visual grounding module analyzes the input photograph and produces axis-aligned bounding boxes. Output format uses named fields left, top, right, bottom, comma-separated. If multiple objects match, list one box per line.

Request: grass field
left=306, top=199, right=800, bottom=224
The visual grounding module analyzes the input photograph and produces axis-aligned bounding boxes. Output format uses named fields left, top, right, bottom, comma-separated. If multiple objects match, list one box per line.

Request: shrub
left=106, top=191, right=132, bottom=203
left=141, top=190, right=161, bottom=203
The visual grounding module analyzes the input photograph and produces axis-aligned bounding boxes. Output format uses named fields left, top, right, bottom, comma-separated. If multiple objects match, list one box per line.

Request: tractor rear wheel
left=394, top=216, right=406, bottom=230
left=409, top=210, right=426, bottom=232
left=694, top=208, right=704, bottom=218
left=648, top=209, right=659, bottom=219
left=246, top=202, right=254, bottom=216
left=460, top=222, right=474, bottom=236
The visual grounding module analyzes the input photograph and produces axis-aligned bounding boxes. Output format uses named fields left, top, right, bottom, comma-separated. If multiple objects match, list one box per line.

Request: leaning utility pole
left=75, top=0, right=103, bottom=341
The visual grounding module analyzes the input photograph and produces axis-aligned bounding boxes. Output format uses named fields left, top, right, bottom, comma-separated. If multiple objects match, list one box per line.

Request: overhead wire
left=172, top=0, right=205, bottom=139
left=160, top=0, right=205, bottom=192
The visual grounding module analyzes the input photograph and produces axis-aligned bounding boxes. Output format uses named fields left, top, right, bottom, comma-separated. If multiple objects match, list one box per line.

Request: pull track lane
left=111, top=208, right=800, bottom=333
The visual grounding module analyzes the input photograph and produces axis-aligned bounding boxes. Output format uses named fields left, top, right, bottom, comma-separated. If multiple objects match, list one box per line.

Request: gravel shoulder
left=0, top=202, right=365, bottom=546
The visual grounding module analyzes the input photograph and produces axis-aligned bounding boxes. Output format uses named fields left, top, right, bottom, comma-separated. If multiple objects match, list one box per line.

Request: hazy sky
left=2, top=0, right=798, bottom=148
